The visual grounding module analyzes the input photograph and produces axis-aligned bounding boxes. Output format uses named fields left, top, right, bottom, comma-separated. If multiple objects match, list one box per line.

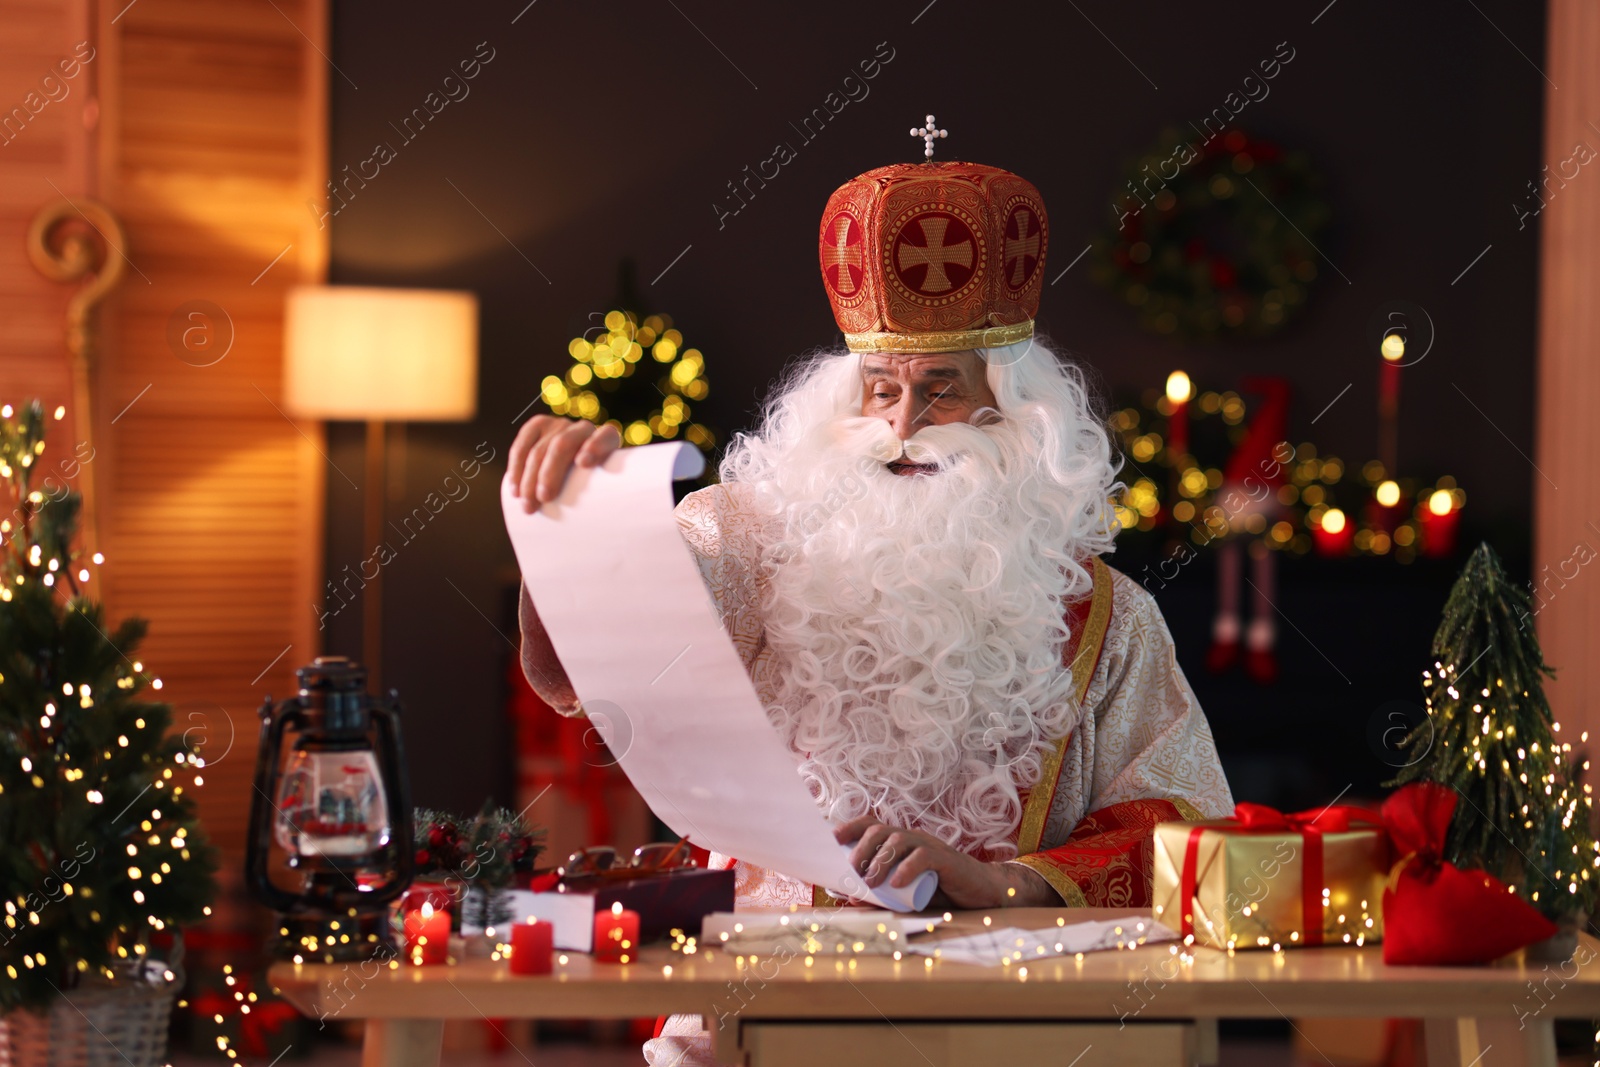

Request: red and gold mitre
left=818, top=116, right=1049, bottom=354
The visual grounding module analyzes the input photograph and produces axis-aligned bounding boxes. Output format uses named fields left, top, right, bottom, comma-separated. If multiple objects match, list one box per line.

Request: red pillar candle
left=1419, top=490, right=1460, bottom=558
left=1312, top=508, right=1353, bottom=558
left=1379, top=358, right=1402, bottom=412
left=509, top=918, right=553, bottom=976
left=592, top=901, right=640, bottom=963
left=403, top=889, right=451, bottom=966
left=1378, top=346, right=1403, bottom=476
left=1165, top=370, right=1191, bottom=460
left=1365, top=480, right=1407, bottom=534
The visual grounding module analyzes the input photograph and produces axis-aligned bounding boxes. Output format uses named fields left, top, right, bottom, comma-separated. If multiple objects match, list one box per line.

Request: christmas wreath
left=1092, top=128, right=1329, bottom=340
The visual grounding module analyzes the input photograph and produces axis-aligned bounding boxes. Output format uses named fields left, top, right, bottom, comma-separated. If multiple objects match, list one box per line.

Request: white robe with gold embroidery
left=641, top=483, right=1234, bottom=1066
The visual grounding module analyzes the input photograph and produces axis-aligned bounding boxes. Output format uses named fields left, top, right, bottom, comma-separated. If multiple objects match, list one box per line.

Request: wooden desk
left=268, top=908, right=1600, bottom=1067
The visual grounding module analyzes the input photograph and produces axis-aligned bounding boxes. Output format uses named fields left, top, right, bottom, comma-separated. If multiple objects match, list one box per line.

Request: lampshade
left=284, top=285, right=479, bottom=421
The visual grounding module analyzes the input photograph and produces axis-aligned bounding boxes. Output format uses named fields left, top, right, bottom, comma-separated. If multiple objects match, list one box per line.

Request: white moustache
left=901, top=422, right=1001, bottom=467
left=821, top=416, right=1002, bottom=469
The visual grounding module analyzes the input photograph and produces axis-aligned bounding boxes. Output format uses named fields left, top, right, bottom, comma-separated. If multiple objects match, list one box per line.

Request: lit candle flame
left=1165, top=370, right=1193, bottom=405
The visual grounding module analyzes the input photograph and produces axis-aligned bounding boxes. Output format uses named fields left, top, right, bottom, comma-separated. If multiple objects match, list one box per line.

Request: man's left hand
left=833, top=817, right=1059, bottom=909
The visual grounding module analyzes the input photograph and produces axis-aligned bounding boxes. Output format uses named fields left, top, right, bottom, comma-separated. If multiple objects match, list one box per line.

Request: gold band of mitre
left=843, top=319, right=1034, bottom=354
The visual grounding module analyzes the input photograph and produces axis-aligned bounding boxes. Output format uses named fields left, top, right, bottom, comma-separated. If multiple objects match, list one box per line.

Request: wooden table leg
left=361, top=1019, right=445, bottom=1067
left=1422, top=1019, right=1464, bottom=1066
left=1424, top=1017, right=1556, bottom=1067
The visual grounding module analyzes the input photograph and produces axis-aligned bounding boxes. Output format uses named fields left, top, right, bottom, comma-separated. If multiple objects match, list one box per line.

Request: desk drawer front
left=741, top=1021, right=1193, bottom=1067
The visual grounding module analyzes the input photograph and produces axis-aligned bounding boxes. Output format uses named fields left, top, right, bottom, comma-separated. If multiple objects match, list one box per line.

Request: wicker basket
left=0, top=958, right=180, bottom=1067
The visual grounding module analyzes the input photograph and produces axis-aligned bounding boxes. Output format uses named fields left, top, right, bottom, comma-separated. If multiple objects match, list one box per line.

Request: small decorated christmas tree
left=0, top=401, right=217, bottom=1012
left=540, top=307, right=716, bottom=453
left=1391, top=542, right=1599, bottom=922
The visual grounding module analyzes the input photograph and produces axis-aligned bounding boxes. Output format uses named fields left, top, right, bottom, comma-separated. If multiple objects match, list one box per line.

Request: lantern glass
left=273, top=747, right=392, bottom=860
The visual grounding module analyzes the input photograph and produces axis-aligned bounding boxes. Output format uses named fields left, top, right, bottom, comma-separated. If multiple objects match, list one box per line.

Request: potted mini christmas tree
left=1391, top=542, right=1599, bottom=953
left=0, top=401, right=217, bottom=1064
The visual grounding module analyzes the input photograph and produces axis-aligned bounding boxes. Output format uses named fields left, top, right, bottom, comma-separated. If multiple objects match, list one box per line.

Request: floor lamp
left=284, top=285, right=479, bottom=694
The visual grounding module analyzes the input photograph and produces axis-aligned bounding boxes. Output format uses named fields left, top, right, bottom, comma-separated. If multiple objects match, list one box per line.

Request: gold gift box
left=1151, top=818, right=1388, bottom=950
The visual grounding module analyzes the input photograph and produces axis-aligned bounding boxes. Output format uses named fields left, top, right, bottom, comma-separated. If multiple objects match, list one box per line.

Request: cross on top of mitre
left=910, top=115, right=948, bottom=160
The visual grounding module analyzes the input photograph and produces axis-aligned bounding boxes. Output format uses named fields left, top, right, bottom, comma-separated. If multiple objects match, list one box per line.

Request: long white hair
left=720, top=338, right=1121, bottom=858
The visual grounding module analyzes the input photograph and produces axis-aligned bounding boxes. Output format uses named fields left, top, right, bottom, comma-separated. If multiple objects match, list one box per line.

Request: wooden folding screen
left=0, top=0, right=330, bottom=865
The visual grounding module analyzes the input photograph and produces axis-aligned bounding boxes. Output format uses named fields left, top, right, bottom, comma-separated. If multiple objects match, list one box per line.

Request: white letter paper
left=501, top=442, right=936, bottom=911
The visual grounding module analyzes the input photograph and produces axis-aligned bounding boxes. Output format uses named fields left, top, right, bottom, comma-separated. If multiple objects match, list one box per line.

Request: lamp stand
left=364, top=419, right=386, bottom=695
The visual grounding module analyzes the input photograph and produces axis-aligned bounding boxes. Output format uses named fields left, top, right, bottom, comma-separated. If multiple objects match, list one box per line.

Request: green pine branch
left=413, top=798, right=545, bottom=893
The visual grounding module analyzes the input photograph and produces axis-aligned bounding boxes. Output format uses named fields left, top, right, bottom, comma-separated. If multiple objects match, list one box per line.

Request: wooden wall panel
left=91, top=0, right=328, bottom=865
left=0, top=0, right=91, bottom=431
left=1534, top=0, right=1600, bottom=751
left=1, top=0, right=327, bottom=866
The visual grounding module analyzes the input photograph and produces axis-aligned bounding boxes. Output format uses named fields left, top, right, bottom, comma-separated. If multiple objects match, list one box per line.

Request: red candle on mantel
left=1379, top=355, right=1402, bottom=413
left=1313, top=508, right=1353, bottom=558
left=593, top=902, right=640, bottom=963
left=1419, top=490, right=1461, bottom=558
left=509, top=918, right=553, bottom=976
left=402, top=889, right=451, bottom=966
left=1165, top=370, right=1191, bottom=460
left=1365, top=479, right=1407, bottom=534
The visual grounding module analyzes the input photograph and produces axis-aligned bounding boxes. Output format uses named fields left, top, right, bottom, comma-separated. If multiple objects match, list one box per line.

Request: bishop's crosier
left=509, top=118, right=1234, bottom=1067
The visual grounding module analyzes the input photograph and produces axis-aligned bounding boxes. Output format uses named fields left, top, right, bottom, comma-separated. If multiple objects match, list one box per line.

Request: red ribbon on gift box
left=1179, top=802, right=1384, bottom=944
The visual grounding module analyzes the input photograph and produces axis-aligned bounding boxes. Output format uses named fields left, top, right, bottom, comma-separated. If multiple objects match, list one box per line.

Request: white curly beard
left=722, top=346, right=1118, bottom=860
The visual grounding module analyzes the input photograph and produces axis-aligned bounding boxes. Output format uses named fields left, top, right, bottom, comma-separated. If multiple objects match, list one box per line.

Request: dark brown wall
left=323, top=0, right=1546, bottom=812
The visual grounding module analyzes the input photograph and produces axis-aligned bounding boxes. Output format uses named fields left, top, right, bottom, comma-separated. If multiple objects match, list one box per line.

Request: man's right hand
left=508, top=415, right=622, bottom=513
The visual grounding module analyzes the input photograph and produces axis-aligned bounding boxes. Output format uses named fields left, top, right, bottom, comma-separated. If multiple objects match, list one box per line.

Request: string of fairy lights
left=0, top=400, right=213, bottom=1003
left=540, top=310, right=715, bottom=451
left=1422, top=659, right=1600, bottom=904
left=3, top=397, right=1588, bottom=1052
left=1152, top=894, right=1377, bottom=951
left=670, top=911, right=1174, bottom=977
left=0, top=404, right=104, bottom=599
left=1111, top=373, right=1464, bottom=562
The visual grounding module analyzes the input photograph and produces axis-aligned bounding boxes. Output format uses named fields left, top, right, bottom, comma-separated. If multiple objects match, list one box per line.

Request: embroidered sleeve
left=1010, top=797, right=1207, bottom=907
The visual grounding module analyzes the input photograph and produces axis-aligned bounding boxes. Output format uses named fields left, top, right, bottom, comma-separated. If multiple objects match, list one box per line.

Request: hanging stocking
left=1244, top=538, right=1279, bottom=685
left=1207, top=539, right=1242, bottom=673
left=1206, top=376, right=1291, bottom=682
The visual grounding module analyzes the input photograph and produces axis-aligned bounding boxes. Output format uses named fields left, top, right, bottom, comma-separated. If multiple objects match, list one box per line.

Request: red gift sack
left=1381, top=782, right=1557, bottom=966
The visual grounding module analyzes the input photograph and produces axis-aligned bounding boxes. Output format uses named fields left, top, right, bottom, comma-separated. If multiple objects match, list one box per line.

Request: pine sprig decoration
left=413, top=798, right=544, bottom=891
left=1391, top=542, right=1599, bottom=922
left=0, top=401, right=218, bottom=1012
